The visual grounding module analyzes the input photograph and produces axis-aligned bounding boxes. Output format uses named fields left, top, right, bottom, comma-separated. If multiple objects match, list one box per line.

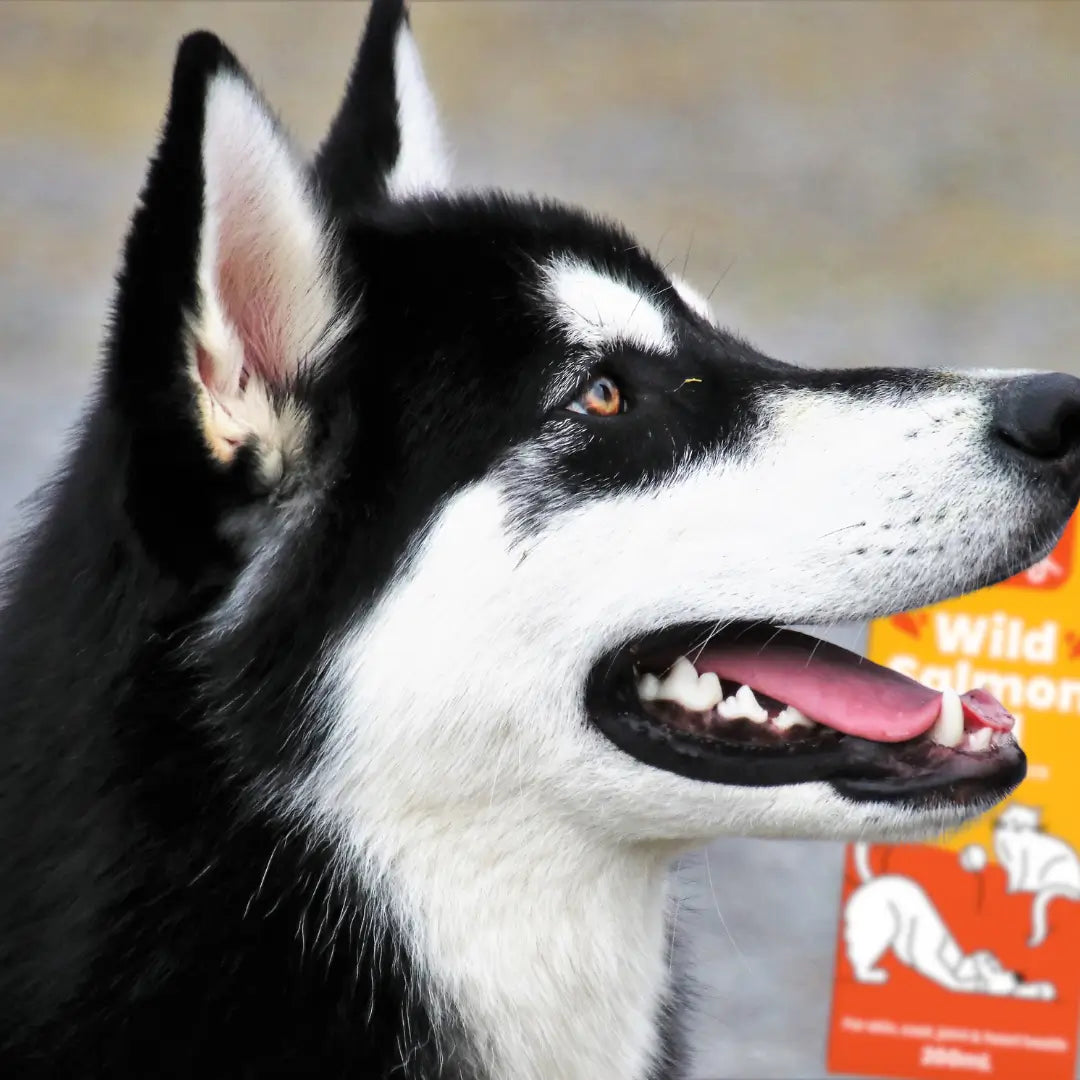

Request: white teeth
left=646, top=656, right=723, bottom=712
left=637, top=663, right=809, bottom=732
left=966, top=727, right=993, bottom=753
left=653, top=657, right=701, bottom=709
left=929, top=688, right=965, bottom=748
left=716, top=696, right=741, bottom=719
left=774, top=705, right=815, bottom=731
left=695, top=672, right=724, bottom=711
left=637, top=673, right=661, bottom=702
left=735, top=685, right=769, bottom=723
left=660, top=657, right=700, bottom=698
left=718, top=684, right=769, bottom=723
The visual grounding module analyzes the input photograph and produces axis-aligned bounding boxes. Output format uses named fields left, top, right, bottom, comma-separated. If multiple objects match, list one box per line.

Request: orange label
left=1003, top=517, right=1076, bottom=591
left=828, top=512, right=1080, bottom=1080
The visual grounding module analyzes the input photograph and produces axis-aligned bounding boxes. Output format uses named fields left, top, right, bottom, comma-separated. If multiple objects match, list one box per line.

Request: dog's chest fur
left=364, top=810, right=678, bottom=1080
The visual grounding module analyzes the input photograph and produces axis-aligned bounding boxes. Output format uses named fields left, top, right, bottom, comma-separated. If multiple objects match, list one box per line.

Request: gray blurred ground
left=3, top=3, right=1079, bottom=1078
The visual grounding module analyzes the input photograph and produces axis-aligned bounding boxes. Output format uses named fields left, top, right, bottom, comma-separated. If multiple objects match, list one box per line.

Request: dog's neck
left=365, top=803, right=678, bottom=1080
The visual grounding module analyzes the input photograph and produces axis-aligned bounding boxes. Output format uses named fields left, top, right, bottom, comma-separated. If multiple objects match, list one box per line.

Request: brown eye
left=567, top=375, right=625, bottom=417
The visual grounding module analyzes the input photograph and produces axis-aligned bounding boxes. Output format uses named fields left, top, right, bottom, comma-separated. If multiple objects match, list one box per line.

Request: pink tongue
left=694, top=628, right=1014, bottom=743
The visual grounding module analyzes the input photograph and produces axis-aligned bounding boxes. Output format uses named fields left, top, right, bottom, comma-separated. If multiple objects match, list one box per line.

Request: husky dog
left=2, top=2, right=1079, bottom=1077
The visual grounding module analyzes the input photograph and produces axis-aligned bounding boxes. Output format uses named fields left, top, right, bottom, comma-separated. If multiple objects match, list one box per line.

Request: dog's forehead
left=357, top=194, right=686, bottom=337
left=537, top=255, right=675, bottom=355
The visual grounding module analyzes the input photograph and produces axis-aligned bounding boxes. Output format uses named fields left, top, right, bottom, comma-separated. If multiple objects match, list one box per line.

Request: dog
left=2, top=2, right=1079, bottom=1077
left=844, top=844, right=1055, bottom=999
left=994, top=804, right=1080, bottom=946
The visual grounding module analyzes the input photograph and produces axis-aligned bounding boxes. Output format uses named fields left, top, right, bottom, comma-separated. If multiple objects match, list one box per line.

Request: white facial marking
left=541, top=258, right=674, bottom=354
left=385, top=21, right=451, bottom=199
left=672, top=274, right=716, bottom=324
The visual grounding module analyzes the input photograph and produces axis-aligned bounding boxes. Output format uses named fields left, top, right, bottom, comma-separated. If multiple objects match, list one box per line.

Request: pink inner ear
left=199, top=76, right=339, bottom=402
left=215, top=238, right=287, bottom=390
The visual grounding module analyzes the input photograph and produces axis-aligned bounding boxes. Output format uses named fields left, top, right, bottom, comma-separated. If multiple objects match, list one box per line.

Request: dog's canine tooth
left=967, top=727, right=993, bottom=753
left=773, top=705, right=814, bottom=732
left=637, top=673, right=661, bottom=702
left=929, top=688, right=965, bottom=748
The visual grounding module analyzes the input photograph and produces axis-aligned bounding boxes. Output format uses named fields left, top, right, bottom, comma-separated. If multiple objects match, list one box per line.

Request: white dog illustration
left=843, top=843, right=1055, bottom=999
left=994, top=804, right=1080, bottom=946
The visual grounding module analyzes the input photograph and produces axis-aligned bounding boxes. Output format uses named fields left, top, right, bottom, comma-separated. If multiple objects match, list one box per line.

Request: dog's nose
left=992, top=373, right=1080, bottom=464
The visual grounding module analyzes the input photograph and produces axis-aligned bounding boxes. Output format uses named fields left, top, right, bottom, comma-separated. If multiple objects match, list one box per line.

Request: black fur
left=316, top=0, right=407, bottom=210
left=0, top=12, right=470, bottom=1078
left=0, top=7, right=693, bottom=1076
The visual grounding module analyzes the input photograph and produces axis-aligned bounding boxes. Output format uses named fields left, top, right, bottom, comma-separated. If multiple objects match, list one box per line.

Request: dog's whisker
left=704, top=848, right=753, bottom=976
left=681, top=231, right=695, bottom=280
left=705, top=255, right=737, bottom=302
left=667, top=892, right=683, bottom=976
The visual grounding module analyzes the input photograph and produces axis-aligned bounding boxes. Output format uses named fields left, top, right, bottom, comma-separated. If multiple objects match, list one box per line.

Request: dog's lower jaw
left=350, top=805, right=681, bottom=1080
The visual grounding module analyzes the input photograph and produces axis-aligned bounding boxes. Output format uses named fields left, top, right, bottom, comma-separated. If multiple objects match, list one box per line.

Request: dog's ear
left=315, top=0, right=450, bottom=210
left=107, top=33, right=350, bottom=570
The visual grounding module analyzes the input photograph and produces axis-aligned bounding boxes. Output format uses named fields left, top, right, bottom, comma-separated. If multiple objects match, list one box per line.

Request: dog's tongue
left=695, top=628, right=1014, bottom=742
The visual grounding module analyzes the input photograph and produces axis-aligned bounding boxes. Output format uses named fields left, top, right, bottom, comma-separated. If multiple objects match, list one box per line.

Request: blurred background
left=3, top=2, right=1079, bottom=1077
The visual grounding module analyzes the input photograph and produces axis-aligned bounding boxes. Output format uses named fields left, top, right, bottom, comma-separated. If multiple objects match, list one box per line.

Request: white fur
left=541, top=258, right=674, bottom=355
left=192, top=75, right=349, bottom=475
left=289, top=370, right=1038, bottom=1078
left=672, top=275, right=716, bottom=324
left=385, top=21, right=451, bottom=200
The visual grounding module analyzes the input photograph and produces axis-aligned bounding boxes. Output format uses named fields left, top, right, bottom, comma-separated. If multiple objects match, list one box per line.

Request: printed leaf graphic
left=890, top=612, right=927, bottom=639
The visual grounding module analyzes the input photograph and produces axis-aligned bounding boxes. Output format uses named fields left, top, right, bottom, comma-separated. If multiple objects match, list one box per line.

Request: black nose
left=992, top=373, right=1080, bottom=463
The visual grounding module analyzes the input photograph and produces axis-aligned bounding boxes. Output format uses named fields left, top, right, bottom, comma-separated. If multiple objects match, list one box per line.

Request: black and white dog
left=3, top=2, right=1079, bottom=1077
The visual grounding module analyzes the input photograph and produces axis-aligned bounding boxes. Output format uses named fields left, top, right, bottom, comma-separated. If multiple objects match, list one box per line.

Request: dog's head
left=956, top=951, right=1018, bottom=994
left=103, top=1, right=1080, bottom=851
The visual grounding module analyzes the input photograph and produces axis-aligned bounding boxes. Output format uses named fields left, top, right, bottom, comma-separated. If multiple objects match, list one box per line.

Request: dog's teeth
left=774, top=705, right=814, bottom=732
left=966, top=727, right=993, bottom=753
left=646, top=658, right=723, bottom=712
left=637, top=673, right=661, bottom=702
left=717, top=696, right=740, bottom=720
left=929, top=688, right=965, bottom=748
left=654, top=657, right=704, bottom=710
left=695, top=671, right=724, bottom=710
left=734, top=685, right=768, bottom=722
left=665, top=656, right=699, bottom=689
left=660, top=665, right=724, bottom=712
left=717, top=684, right=769, bottom=723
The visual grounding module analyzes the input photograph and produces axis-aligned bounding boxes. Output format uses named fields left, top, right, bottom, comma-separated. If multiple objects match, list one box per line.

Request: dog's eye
left=567, top=375, right=625, bottom=417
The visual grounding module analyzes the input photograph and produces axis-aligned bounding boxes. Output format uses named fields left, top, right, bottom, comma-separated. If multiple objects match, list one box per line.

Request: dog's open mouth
left=589, top=624, right=1025, bottom=807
